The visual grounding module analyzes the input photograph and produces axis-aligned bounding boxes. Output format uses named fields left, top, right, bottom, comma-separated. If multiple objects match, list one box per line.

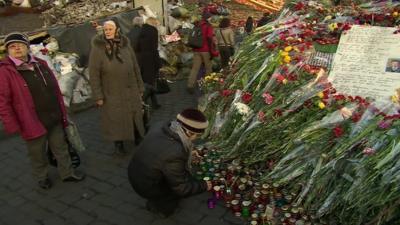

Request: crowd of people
left=0, top=8, right=273, bottom=218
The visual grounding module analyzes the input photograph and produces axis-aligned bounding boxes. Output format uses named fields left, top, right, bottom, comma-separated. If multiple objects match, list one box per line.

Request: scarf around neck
left=169, top=120, right=194, bottom=173
left=104, top=31, right=123, bottom=63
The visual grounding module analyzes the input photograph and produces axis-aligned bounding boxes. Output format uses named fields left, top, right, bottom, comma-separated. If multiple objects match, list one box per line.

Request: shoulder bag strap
left=219, top=29, right=229, bottom=46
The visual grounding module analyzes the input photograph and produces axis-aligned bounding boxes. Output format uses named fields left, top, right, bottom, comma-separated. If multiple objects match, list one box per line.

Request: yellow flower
left=328, top=23, right=338, bottom=31
left=205, top=76, right=212, bottom=81
left=284, top=46, right=293, bottom=52
left=283, top=55, right=291, bottom=63
left=317, top=92, right=324, bottom=98
left=282, top=79, right=288, bottom=85
left=393, top=11, right=399, bottom=17
left=325, top=15, right=332, bottom=20
left=213, top=78, right=219, bottom=81
left=318, top=101, right=326, bottom=109
left=293, top=46, right=300, bottom=52
left=391, top=95, right=399, bottom=103
left=280, top=51, right=289, bottom=56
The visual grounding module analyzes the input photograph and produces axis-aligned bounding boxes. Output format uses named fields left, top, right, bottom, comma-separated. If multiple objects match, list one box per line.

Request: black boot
left=114, top=141, right=126, bottom=155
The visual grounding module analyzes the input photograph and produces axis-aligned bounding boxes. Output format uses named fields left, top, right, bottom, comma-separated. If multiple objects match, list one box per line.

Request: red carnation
left=242, top=92, right=253, bottom=104
left=221, top=89, right=234, bottom=97
left=274, top=108, right=283, bottom=117
left=351, top=113, right=362, bottom=123
left=334, top=94, right=346, bottom=101
left=294, top=2, right=305, bottom=11
left=287, top=73, right=297, bottom=81
left=342, top=23, right=352, bottom=31
left=333, top=125, right=344, bottom=138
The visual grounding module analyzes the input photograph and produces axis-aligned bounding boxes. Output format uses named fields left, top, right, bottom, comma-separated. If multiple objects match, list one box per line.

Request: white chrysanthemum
left=234, top=102, right=251, bottom=116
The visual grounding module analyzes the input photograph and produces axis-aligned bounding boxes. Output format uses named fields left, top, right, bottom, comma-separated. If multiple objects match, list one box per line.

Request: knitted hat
left=177, top=109, right=209, bottom=134
left=4, top=32, right=30, bottom=48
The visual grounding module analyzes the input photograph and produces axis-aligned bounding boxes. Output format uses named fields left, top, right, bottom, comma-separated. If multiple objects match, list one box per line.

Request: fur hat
left=4, top=32, right=30, bottom=48
left=177, top=109, right=208, bottom=134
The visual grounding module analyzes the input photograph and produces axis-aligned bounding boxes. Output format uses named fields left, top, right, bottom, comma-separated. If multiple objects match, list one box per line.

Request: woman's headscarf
left=103, top=19, right=123, bottom=63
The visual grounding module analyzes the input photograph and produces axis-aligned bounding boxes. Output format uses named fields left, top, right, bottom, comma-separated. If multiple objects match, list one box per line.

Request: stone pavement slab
left=0, top=80, right=243, bottom=225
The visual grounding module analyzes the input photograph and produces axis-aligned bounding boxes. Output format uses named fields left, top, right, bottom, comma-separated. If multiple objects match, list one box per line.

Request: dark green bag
left=155, top=78, right=170, bottom=94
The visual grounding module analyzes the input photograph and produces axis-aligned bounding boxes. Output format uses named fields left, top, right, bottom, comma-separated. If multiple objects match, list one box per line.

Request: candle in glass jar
left=257, top=204, right=265, bottom=212
left=213, top=186, right=222, bottom=200
left=251, top=213, right=259, bottom=224
left=206, top=159, right=213, bottom=167
left=196, top=171, right=203, bottom=179
left=285, top=194, right=293, bottom=204
left=231, top=200, right=241, bottom=214
left=241, top=200, right=251, bottom=218
left=260, top=190, right=269, bottom=204
left=238, top=184, right=246, bottom=191
left=291, top=208, right=299, bottom=219
left=207, top=198, right=216, bottom=209
left=250, top=221, right=258, bottom=225
left=272, top=183, right=280, bottom=194
left=235, top=193, right=241, bottom=200
left=289, top=218, right=296, bottom=225
left=253, top=190, right=261, bottom=203
left=221, top=170, right=227, bottom=176
left=284, top=213, right=292, bottom=222
left=200, top=161, right=207, bottom=171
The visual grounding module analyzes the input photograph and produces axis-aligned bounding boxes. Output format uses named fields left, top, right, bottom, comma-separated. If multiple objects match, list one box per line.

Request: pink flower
left=262, top=92, right=274, bottom=105
left=362, top=147, right=376, bottom=156
left=258, top=111, right=265, bottom=122
left=378, top=120, right=391, bottom=129
left=273, top=74, right=286, bottom=83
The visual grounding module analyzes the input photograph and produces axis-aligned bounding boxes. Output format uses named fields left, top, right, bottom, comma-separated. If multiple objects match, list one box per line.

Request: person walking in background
left=0, top=32, right=85, bottom=189
left=137, top=17, right=162, bottom=109
left=127, top=16, right=144, bottom=57
left=187, top=12, right=215, bottom=94
left=245, top=16, right=254, bottom=34
left=216, top=17, right=235, bottom=69
left=128, top=108, right=212, bottom=217
left=89, top=20, right=145, bottom=155
left=257, top=12, right=272, bottom=27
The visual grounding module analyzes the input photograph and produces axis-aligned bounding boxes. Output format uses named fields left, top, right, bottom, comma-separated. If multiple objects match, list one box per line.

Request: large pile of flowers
left=196, top=1, right=400, bottom=224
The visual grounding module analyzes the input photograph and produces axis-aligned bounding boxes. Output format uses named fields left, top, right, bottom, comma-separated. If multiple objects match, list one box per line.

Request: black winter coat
left=137, top=24, right=161, bottom=85
left=128, top=122, right=207, bottom=199
left=127, top=25, right=142, bottom=54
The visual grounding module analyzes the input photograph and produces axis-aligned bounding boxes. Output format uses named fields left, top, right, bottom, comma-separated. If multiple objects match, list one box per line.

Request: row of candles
left=195, top=148, right=316, bottom=225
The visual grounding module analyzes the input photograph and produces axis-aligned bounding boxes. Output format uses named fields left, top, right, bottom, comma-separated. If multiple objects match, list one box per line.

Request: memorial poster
left=329, top=25, right=400, bottom=101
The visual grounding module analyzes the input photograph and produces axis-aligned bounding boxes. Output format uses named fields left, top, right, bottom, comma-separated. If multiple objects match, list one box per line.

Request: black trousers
left=218, top=45, right=232, bottom=68
left=143, top=83, right=159, bottom=106
left=128, top=167, right=180, bottom=216
left=147, top=193, right=180, bottom=216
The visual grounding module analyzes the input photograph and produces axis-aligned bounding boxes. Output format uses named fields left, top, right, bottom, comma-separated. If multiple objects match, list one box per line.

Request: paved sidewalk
left=0, top=80, right=243, bottom=225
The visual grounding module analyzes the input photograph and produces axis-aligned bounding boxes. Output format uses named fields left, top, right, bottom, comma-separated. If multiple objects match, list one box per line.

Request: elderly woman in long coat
left=89, top=20, right=145, bottom=154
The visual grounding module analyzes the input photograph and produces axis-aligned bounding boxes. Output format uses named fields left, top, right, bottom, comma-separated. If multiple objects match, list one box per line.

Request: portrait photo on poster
left=385, top=58, right=400, bottom=73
